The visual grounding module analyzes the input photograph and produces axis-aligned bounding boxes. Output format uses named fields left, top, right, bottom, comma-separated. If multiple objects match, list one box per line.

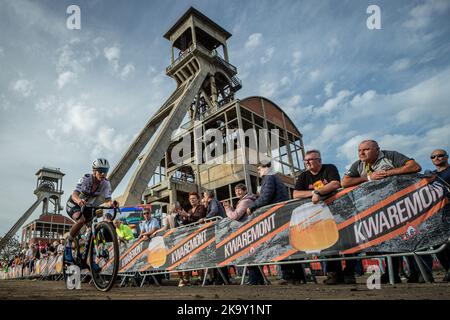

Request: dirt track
left=1, top=274, right=449, bottom=300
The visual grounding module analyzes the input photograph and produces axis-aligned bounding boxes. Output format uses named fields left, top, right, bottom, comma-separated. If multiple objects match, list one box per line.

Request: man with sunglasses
left=430, top=149, right=450, bottom=282
left=138, top=208, right=160, bottom=240
left=64, top=158, right=118, bottom=262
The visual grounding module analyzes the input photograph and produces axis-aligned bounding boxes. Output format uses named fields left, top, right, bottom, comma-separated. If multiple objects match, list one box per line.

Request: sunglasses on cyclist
left=96, top=168, right=109, bottom=174
left=430, top=154, right=447, bottom=159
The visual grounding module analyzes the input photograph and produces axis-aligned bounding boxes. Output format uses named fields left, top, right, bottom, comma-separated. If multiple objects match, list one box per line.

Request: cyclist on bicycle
left=64, top=158, right=119, bottom=262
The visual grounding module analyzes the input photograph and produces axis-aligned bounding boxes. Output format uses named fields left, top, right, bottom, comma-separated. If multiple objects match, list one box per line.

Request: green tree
left=0, top=236, right=21, bottom=266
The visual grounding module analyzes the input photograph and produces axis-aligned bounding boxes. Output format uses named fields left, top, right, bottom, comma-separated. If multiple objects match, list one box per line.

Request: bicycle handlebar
left=81, top=204, right=121, bottom=221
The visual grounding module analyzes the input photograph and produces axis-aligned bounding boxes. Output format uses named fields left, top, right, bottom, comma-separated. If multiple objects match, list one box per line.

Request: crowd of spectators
left=1, top=239, right=64, bottom=276
left=4, top=141, right=449, bottom=287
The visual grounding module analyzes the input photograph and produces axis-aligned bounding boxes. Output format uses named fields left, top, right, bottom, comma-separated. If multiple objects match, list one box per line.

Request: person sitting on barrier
left=342, top=139, right=422, bottom=284
left=113, top=220, right=135, bottom=243
left=138, top=208, right=160, bottom=240
left=64, top=158, right=119, bottom=263
left=223, top=183, right=264, bottom=285
left=293, top=149, right=355, bottom=285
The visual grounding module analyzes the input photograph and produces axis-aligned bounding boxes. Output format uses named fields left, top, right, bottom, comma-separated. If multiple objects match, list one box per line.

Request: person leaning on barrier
left=429, top=149, right=450, bottom=282
left=342, top=139, right=422, bottom=284
left=113, top=219, right=135, bottom=243
left=224, top=184, right=256, bottom=221
left=247, top=161, right=305, bottom=285
left=200, top=190, right=229, bottom=285
left=223, top=183, right=264, bottom=285
left=200, top=190, right=225, bottom=223
left=157, top=202, right=182, bottom=233
left=179, top=192, right=207, bottom=225
left=138, top=208, right=160, bottom=240
left=247, top=161, right=290, bottom=214
left=341, top=140, right=421, bottom=188
left=178, top=192, right=207, bottom=287
left=293, top=149, right=356, bottom=285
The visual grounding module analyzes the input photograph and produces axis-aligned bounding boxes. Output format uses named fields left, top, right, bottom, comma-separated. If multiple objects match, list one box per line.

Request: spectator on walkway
left=342, top=139, right=421, bottom=283
left=138, top=208, right=160, bottom=240
left=293, top=149, right=355, bottom=284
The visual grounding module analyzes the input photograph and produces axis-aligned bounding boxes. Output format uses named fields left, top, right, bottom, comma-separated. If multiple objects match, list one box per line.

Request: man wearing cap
left=138, top=208, right=160, bottom=240
left=113, top=220, right=135, bottom=243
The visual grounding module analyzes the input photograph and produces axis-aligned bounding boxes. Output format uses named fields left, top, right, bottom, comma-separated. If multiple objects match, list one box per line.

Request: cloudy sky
left=1, top=0, right=449, bottom=236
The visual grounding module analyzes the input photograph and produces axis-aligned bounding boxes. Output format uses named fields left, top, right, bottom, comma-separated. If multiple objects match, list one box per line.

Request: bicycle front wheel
left=89, top=221, right=119, bottom=292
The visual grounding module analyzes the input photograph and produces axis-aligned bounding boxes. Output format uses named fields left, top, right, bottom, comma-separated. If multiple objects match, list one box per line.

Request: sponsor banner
left=114, top=174, right=449, bottom=271
left=119, top=221, right=217, bottom=273
left=4, top=175, right=445, bottom=280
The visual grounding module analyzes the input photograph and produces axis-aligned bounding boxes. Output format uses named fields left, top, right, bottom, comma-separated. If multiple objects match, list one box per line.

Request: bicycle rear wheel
left=89, top=221, right=119, bottom=292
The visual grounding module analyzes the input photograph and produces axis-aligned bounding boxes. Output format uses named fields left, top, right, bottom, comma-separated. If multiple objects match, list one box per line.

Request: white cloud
left=350, top=90, right=377, bottom=108
left=327, top=37, right=339, bottom=54
left=245, top=33, right=262, bottom=49
left=0, top=94, right=13, bottom=111
left=291, top=51, right=302, bottom=67
left=35, top=95, right=57, bottom=112
left=120, top=63, right=135, bottom=80
left=12, top=79, right=33, bottom=97
left=315, top=90, right=352, bottom=116
left=57, top=71, right=76, bottom=89
left=404, top=0, right=450, bottom=30
left=260, top=47, right=274, bottom=64
left=309, top=70, right=320, bottom=81
left=285, top=95, right=302, bottom=109
left=104, top=46, right=121, bottom=71
left=0, top=47, right=4, bottom=57
left=324, top=82, right=334, bottom=98
left=389, top=58, right=411, bottom=72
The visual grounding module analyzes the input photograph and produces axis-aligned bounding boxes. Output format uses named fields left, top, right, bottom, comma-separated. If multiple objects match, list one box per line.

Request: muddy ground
left=0, top=274, right=449, bottom=300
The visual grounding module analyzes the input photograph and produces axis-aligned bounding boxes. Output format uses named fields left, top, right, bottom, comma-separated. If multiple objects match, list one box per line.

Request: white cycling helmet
left=92, top=158, right=110, bottom=171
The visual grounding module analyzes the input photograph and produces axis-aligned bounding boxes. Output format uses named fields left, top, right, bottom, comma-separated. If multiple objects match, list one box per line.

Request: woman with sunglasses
left=64, top=158, right=119, bottom=263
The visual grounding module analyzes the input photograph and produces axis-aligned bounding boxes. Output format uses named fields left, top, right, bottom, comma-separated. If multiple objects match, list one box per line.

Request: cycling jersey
left=74, top=173, right=112, bottom=203
left=66, top=174, right=112, bottom=219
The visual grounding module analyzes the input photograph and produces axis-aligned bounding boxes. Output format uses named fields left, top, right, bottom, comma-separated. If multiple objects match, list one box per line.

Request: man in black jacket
left=248, top=161, right=306, bottom=285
